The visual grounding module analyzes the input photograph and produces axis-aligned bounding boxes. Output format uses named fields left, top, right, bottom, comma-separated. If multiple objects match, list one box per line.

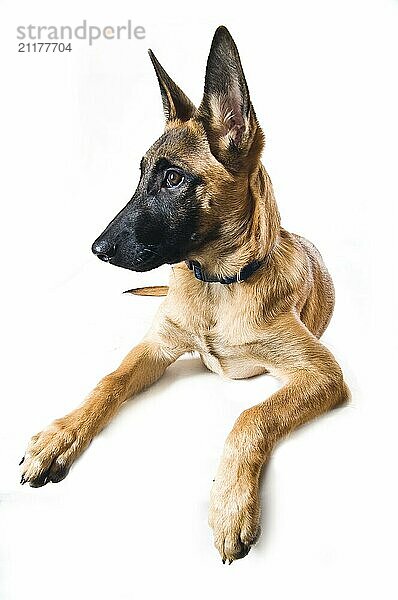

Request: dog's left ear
left=198, top=26, right=263, bottom=171
left=148, top=50, right=196, bottom=122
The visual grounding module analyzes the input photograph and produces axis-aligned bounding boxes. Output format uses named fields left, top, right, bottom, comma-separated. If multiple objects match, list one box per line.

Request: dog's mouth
left=96, top=245, right=166, bottom=272
left=126, top=248, right=166, bottom=272
left=92, top=234, right=191, bottom=272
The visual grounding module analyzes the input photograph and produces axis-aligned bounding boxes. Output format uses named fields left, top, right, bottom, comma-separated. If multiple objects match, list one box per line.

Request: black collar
left=185, top=258, right=263, bottom=284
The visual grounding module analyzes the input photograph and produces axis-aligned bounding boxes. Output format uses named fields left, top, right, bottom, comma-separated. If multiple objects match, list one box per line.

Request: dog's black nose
left=92, top=239, right=117, bottom=262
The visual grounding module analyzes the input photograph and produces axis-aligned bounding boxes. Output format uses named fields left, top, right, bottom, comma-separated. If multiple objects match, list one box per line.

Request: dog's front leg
left=21, top=336, right=182, bottom=487
left=209, top=313, right=350, bottom=563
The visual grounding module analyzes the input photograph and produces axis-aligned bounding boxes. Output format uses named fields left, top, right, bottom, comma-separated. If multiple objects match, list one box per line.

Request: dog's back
left=293, top=234, right=335, bottom=338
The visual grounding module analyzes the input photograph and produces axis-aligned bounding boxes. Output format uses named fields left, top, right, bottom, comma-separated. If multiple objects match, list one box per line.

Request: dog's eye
left=165, top=170, right=184, bottom=188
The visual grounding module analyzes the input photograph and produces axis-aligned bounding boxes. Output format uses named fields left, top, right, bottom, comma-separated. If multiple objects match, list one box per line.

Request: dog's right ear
left=198, top=26, right=262, bottom=171
left=148, top=50, right=196, bottom=122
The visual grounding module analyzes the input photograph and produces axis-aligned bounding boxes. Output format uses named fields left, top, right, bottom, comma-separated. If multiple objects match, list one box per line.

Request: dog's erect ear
left=198, top=26, right=262, bottom=170
left=148, top=50, right=196, bottom=122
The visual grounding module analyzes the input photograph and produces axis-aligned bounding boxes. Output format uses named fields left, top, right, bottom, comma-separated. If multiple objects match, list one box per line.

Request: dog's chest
left=188, top=297, right=267, bottom=380
left=165, top=274, right=269, bottom=379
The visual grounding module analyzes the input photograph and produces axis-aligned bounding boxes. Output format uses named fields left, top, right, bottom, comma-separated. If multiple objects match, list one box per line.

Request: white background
left=1, top=0, right=397, bottom=598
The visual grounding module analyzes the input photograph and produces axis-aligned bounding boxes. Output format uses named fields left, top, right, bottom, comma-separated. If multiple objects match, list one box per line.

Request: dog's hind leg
left=208, top=312, right=349, bottom=563
left=20, top=337, right=182, bottom=487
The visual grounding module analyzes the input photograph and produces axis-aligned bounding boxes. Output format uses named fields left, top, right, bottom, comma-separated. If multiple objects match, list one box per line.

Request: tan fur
left=21, top=28, right=349, bottom=564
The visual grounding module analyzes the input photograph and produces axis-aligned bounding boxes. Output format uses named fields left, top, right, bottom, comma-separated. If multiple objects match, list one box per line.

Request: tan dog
left=20, top=26, right=349, bottom=563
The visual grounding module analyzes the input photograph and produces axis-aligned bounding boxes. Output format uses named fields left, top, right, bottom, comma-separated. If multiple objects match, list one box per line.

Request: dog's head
left=92, top=26, right=267, bottom=272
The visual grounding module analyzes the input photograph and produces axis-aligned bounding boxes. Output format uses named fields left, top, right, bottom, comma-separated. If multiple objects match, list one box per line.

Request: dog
left=20, top=26, right=349, bottom=563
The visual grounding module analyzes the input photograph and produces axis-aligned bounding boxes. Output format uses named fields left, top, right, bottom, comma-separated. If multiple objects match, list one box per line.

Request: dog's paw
left=20, top=417, right=87, bottom=487
left=209, top=471, right=261, bottom=563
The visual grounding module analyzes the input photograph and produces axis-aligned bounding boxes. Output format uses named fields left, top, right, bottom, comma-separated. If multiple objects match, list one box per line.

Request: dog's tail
left=123, top=286, right=169, bottom=297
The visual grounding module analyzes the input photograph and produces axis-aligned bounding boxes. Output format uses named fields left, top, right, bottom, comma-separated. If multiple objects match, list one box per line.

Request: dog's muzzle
left=91, top=230, right=165, bottom=272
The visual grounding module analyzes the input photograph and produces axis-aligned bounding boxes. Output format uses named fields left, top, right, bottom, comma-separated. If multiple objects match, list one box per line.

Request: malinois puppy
left=20, top=26, right=349, bottom=563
